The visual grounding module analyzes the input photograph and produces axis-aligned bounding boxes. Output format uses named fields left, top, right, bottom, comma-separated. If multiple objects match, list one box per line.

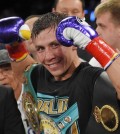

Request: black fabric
left=85, top=72, right=120, bottom=134
left=0, top=85, right=25, bottom=134
left=77, top=48, right=92, bottom=62
left=31, top=62, right=103, bottom=134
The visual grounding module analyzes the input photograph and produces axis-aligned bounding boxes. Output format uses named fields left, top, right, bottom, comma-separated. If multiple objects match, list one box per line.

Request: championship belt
left=22, top=64, right=79, bottom=134
left=39, top=103, right=79, bottom=134
left=22, top=64, right=40, bottom=133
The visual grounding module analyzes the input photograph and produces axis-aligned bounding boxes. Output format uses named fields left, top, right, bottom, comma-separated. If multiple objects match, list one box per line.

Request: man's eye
left=73, top=10, right=79, bottom=14
left=36, top=47, right=44, bottom=52
left=51, top=43, right=59, bottom=48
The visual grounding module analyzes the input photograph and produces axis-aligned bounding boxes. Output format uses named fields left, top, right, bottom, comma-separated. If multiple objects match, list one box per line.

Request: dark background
left=0, top=0, right=100, bottom=28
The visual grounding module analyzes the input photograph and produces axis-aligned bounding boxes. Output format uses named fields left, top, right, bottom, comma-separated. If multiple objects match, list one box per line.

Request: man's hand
left=0, top=16, right=31, bottom=44
left=56, top=16, right=98, bottom=49
left=0, top=16, right=31, bottom=62
left=56, top=16, right=119, bottom=70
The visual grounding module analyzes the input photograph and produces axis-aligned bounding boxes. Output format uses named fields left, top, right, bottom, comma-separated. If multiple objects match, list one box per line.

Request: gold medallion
left=22, top=92, right=40, bottom=133
left=39, top=113, right=61, bottom=134
left=93, top=105, right=119, bottom=132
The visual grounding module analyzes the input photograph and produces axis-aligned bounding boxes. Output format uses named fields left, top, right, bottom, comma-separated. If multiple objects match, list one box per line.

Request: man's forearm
left=106, top=57, right=120, bottom=99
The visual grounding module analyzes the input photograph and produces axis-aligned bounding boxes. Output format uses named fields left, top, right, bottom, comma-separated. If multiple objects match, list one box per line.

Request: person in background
left=0, top=49, right=35, bottom=134
left=52, top=0, right=85, bottom=19
left=1, top=13, right=120, bottom=134
left=0, top=50, right=21, bottom=99
left=0, top=85, right=25, bottom=134
left=52, top=0, right=92, bottom=62
left=24, top=15, right=40, bottom=61
left=101, top=0, right=108, bottom=3
left=87, top=0, right=120, bottom=104
left=89, top=0, right=120, bottom=67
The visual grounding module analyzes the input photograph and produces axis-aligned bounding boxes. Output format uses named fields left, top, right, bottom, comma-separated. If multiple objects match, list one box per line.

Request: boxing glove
left=0, top=16, right=31, bottom=44
left=0, top=16, right=31, bottom=61
left=56, top=16, right=98, bottom=49
left=56, top=16, right=119, bottom=70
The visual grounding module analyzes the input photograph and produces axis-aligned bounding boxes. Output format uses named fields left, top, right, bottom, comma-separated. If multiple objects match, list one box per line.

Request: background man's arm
left=106, top=58, right=120, bottom=98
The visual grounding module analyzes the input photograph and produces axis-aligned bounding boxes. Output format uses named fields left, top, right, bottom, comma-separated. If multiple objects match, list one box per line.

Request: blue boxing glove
left=0, top=16, right=31, bottom=61
left=56, top=16, right=119, bottom=70
left=0, top=16, right=31, bottom=44
left=56, top=16, right=98, bottom=49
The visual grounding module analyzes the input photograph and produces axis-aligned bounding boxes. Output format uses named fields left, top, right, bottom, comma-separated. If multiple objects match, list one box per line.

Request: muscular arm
left=56, top=16, right=120, bottom=99
left=11, top=54, right=36, bottom=83
left=106, top=57, right=120, bottom=98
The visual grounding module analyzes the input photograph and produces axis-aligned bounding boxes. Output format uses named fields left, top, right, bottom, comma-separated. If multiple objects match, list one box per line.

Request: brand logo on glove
left=76, top=17, right=90, bottom=26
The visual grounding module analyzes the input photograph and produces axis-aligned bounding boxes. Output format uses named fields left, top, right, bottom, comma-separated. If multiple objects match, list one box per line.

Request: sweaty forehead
left=33, top=27, right=57, bottom=45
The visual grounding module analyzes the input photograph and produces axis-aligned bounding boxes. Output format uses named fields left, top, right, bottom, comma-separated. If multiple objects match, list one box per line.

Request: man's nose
left=0, top=72, right=5, bottom=79
left=45, top=48, right=55, bottom=60
left=96, top=26, right=100, bottom=35
left=68, top=12, right=73, bottom=17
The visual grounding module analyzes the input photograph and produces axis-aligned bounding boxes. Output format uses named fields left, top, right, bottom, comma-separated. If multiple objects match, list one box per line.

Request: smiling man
left=0, top=13, right=120, bottom=134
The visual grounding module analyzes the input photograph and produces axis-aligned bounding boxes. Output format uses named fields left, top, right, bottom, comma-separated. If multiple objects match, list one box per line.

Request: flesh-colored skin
left=107, top=57, right=120, bottom=99
left=10, top=25, right=80, bottom=81
left=0, top=66, right=22, bottom=100
left=24, top=17, right=39, bottom=61
left=33, top=27, right=81, bottom=81
left=96, top=12, right=120, bottom=51
left=11, top=25, right=81, bottom=83
left=95, top=11, right=120, bottom=99
left=52, top=0, right=84, bottom=19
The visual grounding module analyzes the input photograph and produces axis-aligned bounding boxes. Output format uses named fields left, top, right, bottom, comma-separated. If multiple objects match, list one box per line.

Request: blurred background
left=0, top=0, right=100, bottom=28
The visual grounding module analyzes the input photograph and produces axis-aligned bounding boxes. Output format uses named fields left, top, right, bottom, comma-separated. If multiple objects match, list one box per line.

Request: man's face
left=101, top=0, right=108, bottom=3
left=32, top=27, right=77, bottom=80
left=0, top=64, right=13, bottom=87
left=96, top=12, right=120, bottom=50
left=53, top=0, right=84, bottom=19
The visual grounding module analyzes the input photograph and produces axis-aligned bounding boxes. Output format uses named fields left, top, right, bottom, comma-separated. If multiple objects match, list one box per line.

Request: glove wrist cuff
left=86, top=37, right=119, bottom=70
left=6, top=42, right=28, bottom=62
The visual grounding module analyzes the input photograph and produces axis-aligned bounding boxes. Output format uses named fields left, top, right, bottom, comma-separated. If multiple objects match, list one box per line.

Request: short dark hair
left=32, top=12, right=68, bottom=39
left=53, top=0, right=85, bottom=10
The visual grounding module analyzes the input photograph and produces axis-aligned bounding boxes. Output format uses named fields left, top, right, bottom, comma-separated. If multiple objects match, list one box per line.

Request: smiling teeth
left=48, top=63, right=58, bottom=68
